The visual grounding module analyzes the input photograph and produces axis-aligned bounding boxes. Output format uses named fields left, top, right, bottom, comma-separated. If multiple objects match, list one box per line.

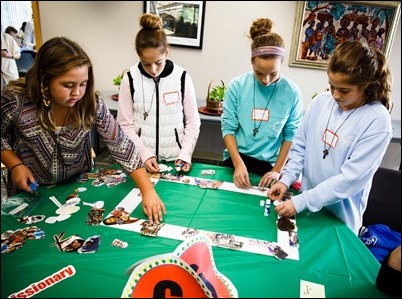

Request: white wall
left=38, top=1, right=401, bottom=120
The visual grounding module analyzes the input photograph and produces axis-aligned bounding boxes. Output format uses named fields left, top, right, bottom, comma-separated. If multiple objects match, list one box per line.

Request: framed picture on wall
left=289, top=1, right=401, bottom=70
left=144, top=1, right=206, bottom=49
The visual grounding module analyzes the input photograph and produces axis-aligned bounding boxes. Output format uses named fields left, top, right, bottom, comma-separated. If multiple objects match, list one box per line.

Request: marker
left=264, top=199, right=271, bottom=216
left=29, top=180, right=39, bottom=196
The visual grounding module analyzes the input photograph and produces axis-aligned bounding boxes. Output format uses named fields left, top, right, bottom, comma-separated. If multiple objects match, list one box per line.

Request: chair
left=15, top=50, right=35, bottom=77
left=363, top=167, right=401, bottom=232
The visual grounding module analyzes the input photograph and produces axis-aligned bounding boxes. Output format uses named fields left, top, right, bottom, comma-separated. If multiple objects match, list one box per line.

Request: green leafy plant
left=113, top=74, right=123, bottom=87
left=208, top=84, right=226, bottom=102
left=113, top=69, right=129, bottom=87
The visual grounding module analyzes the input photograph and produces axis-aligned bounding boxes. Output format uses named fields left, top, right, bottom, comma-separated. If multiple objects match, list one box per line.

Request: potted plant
left=206, top=79, right=225, bottom=115
left=111, top=69, right=128, bottom=101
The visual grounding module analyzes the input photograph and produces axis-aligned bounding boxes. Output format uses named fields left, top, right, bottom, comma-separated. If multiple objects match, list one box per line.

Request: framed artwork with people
left=289, top=1, right=401, bottom=70
left=144, top=1, right=206, bottom=49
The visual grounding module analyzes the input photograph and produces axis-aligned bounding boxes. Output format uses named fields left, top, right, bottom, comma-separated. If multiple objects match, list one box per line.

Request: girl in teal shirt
left=221, top=17, right=303, bottom=189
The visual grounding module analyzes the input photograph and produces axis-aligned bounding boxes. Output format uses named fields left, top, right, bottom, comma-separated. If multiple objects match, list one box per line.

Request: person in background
left=117, top=13, right=200, bottom=173
left=1, top=37, right=166, bottom=224
left=1, top=31, right=21, bottom=87
left=16, top=22, right=37, bottom=60
left=221, top=17, right=303, bottom=189
left=268, top=41, right=393, bottom=235
left=22, top=18, right=36, bottom=50
left=376, top=244, right=401, bottom=297
left=5, top=26, right=22, bottom=47
left=17, top=22, right=26, bottom=45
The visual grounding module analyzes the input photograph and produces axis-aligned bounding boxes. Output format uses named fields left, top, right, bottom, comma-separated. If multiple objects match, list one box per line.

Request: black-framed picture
left=144, top=1, right=206, bottom=49
left=289, top=1, right=401, bottom=70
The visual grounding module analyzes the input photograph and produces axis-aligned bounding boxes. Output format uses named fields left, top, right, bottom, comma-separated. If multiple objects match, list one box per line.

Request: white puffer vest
left=128, top=63, right=185, bottom=161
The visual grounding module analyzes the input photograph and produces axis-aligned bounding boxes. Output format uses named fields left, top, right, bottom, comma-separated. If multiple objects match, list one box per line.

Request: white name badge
left=163, top=91, right=180, bottom=104
left=252, top=108, right=270, bottom=121
left=322, top=129, right=339, bottom=148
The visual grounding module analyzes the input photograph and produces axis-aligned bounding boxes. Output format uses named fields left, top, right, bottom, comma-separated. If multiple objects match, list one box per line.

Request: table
left=2, top=165, right=387, bottom=297
left=100, top=90, right=118, bottom=115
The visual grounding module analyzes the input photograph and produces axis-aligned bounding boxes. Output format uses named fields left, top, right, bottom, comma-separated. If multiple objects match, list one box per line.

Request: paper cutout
left=121, top=235, right=237, bottom=298
left=17, top=215, right=45, bottom=224
left=1, top=226, right=45, bottom=254
left=7, top=265, right=76, bottom=298
left=300, top=280, right=326, bottom=298
left=140, top=220, right=165, bottom=237
left=8, top=203, right=29, bottom=215
left=174, top=234, right=237, bottom=298
left=78, top=235, right=101, bottom=254
left=194, top=178, right=223, bottom=189
left=111, top=238, right=128, bottom=248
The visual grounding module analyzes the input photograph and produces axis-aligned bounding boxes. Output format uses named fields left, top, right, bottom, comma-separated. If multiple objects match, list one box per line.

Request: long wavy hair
left=5, top=36, right=96, bottom=131
left=328, top=41, right=392, bottom=112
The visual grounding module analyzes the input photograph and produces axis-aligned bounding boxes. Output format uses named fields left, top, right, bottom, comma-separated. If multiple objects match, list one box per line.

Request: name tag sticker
left=163, top=91, right=180, bottom=104
left=252, top=108, right=269, bottom=121
left=322, top=129, right=339, bottom=148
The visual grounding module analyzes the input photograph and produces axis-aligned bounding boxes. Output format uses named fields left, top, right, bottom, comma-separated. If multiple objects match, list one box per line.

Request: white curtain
left=1, top=1, right=32, bottom=33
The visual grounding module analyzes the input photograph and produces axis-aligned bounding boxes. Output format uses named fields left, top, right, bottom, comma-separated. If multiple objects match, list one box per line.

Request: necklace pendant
left=143, top=112, right=148, bottom=120
left=253, top=128, right=258, bottom=137
left=323, top=149, right=329, bottom=159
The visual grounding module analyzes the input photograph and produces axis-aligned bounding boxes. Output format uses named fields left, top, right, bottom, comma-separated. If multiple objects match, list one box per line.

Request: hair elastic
left=9, top=162, right=25, bottom=174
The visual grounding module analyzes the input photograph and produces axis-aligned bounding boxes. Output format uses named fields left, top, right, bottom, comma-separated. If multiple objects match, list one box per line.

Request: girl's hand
left=145, top=157, right=160, bottom=173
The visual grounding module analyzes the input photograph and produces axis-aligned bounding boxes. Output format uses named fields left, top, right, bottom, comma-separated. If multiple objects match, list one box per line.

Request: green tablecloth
left=1, top=163, right=388, bottom=298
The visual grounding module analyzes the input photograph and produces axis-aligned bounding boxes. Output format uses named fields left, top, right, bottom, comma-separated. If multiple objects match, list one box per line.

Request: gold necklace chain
left=253, top=79, right=277, bottom=137
left=323, top=102, right=359, bottom=159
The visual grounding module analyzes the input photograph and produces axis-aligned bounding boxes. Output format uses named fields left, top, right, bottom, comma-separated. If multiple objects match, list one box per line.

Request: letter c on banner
left=153, top=280, right=183, bottom=298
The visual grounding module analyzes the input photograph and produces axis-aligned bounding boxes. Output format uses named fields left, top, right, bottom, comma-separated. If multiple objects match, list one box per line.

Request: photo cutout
left=140, top=221, right=165, bottom=237
left=277, top=216, right=296, bottom=232
left=195, top=178, right=223, bottom=189
left=78, top=235, right=101, bottom=254
left=289, top=231, right=299, bottom=248
left=103, top=207, right=139, bottom=225
left=207, top=233, right=244, bottom=249
left=268, top=243, right=288, bottom=260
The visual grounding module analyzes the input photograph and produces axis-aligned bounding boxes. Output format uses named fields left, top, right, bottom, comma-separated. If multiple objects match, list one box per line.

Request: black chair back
left=363, top=167, right=401, bottom=232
